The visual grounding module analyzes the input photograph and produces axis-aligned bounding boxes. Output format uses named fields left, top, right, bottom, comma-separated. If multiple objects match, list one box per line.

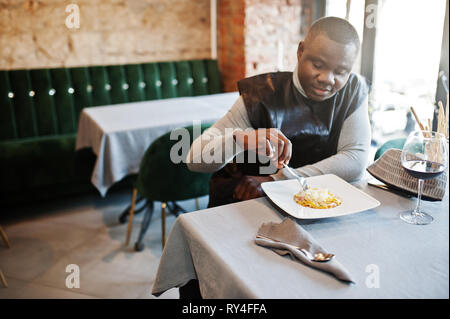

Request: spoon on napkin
left=256, top=234, right=334, bottom=262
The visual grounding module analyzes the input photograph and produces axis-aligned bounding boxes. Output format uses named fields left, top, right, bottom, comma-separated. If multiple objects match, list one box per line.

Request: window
left=325, top=0, right=366, bottom=74
left=324, top=0, right=448, bottom=148
left=371, top=0, right=446, bottom=142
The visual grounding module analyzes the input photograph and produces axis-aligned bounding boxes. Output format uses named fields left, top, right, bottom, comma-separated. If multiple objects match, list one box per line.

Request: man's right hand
left=233, top=128, right=292, bottom=169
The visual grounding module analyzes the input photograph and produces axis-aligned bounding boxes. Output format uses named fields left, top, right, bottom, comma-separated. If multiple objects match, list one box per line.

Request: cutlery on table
left=282, top=163, right=309, bottom=191
left=256, top=234, right=334, bottom=262
left=367, top=180, right=412, bottom=198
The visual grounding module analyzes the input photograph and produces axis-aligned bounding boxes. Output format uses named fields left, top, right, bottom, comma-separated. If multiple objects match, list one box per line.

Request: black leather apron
left=208, top=72, right=368, bottom=207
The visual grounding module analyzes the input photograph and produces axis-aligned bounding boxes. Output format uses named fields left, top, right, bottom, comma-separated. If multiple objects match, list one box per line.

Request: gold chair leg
left=0, top=269, right=7, bottom=288
left=161, top=202, right=166, bottom=248
left=0, top=225, right=10, bottom=248
left=125, top=188, right=138, bottom=246
left=195, top=198, right=200, bottom=211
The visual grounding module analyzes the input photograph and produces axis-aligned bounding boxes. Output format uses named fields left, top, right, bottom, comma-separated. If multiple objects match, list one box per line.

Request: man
left=187, top=16, right=371, bottom=208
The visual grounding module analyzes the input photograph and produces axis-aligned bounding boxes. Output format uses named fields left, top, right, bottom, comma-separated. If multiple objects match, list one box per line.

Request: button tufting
left=49, top=88, right=56, bottom=96
left=105, top=84, right=111, bottom=91
left=87, top=85, right=93, bottom=92
left=172, top=79, right=178, bottom=85
left=29, top=90, right=35, bottom=97
left=139, top=82, right=146, bottom=88
left=8, top=92, right=14, bottom=98
left=68, top=87, right=75, bottom=94
left=202, top=77, right=208, bottom=83
left=122, top=83, right=129, bottom=90
left=188, top=78, right=194, bottom=84
left=156, top=80, right=162, bottom=87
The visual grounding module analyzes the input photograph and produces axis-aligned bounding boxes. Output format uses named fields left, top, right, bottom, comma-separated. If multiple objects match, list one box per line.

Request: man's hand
left=233, top=175, right=274, bottom=201
left=233, top=129, right=292, bottom=169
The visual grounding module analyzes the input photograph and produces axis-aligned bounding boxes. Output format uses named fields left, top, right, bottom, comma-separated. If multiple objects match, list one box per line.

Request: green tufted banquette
left=0, top=59, right=221, bottom=205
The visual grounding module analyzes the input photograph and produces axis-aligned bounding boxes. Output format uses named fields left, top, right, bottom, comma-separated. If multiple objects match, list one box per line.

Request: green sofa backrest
left=0, top=59, right=221, bottom=142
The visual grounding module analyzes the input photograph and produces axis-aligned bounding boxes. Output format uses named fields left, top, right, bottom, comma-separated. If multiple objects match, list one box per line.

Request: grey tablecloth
left=152, top=180, right=449, bottom=298
left=75, top=92, right=239, bottom=196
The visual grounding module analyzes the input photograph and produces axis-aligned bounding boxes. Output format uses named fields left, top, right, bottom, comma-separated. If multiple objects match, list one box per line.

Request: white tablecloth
left=152, top=179, right=449, bottom=299
left=75, top=92, right=239, bottom=196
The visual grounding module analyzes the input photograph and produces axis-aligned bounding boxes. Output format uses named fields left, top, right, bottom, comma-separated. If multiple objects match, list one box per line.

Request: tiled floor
left=0, top=188, right=209, bottom=299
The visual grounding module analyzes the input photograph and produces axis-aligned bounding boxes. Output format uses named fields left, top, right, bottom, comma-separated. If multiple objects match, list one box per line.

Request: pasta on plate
left=294, top=187, right=342, bottom=209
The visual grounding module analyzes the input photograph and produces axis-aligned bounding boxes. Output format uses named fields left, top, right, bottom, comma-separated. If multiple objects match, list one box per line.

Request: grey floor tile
left=0, top=190, right=209, bottom=299
left=0, top=277, right=98, bottom=299
left=32, top=231, right=160, bottom=298
left=0, top=221, right=97, bottom=281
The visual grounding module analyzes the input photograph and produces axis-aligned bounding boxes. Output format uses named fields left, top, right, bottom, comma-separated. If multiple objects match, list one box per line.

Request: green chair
left=125, top=124, right=213, bottom=251
left=374, top=138, right=407, bottom=161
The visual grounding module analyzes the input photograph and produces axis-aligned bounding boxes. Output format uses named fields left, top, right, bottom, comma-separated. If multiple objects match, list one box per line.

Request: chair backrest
left=374, top=138, right=406, bottom=161
left=136, top=124, right=213, bottom=202
left=0, top=60, right=221, bottom=142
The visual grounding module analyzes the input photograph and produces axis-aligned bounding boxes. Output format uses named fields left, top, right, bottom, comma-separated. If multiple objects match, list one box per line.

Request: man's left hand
left=233, top=175, right=274, bottom=201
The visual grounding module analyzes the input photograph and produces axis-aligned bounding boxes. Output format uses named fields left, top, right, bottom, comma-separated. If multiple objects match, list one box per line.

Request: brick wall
left=0, top=0, right=211, bottom=70
left=1, top=0, right=313, bottom=93
left=218, top=0, right=310, bottom=92
left=245, top=0, right=302, bottom=77
left=218, top=0, right=246, bottom=92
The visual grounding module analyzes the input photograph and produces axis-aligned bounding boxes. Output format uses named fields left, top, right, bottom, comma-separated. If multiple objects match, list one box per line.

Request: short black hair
left=307, top=16, right=360, bottom=51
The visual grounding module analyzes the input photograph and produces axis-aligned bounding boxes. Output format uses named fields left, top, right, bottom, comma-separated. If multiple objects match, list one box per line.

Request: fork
left=282, top=163, right=308, bottom=191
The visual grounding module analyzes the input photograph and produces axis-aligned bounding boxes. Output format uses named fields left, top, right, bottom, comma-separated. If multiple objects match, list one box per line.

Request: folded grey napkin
left=255, top=218, right=355, bottom=284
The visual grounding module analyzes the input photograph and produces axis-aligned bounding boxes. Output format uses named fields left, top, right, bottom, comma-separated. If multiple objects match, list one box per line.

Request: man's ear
left=297, top=41, right=304, bottom=60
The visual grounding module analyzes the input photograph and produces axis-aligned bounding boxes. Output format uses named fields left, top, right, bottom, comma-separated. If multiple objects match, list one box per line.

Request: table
left=75, top=92, right=239, bottom=196
left=152, top=179, right=449, bottom=298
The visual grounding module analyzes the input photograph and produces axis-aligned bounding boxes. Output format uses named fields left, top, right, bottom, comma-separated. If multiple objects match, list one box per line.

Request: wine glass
left=400, top=130, right=448, bottom=225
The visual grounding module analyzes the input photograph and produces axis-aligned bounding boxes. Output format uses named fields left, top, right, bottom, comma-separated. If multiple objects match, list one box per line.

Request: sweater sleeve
left=186, top=96, right=251, bottom=173
left=270, top=96, right=371, bottom=182
left=187, top=95, right=372, bottom=182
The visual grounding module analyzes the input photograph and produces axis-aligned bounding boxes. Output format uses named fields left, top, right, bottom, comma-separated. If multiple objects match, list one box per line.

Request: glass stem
left=413, top=179, right=424, bottom=216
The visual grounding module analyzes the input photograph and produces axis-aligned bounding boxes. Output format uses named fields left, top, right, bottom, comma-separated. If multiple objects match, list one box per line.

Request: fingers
left=233, top=180, right=246, bottom=201
left=236, top=129, right=292, bottom=168
left=256, top=131, right=274, bottom=157
left=233, top=176, right=265, bottom=201
left=280, top=135, right=292, bottom=165
left=266, top=130, right=292, bottom=168
left=265, top=138, right=275, bottom=157
left=236, top=130, right=274, bottom=157
left=266, top=133, right=284, bottom=168
left=276, top=131, right=292, bottom=165
left=234, top=181, right=258, bottom=201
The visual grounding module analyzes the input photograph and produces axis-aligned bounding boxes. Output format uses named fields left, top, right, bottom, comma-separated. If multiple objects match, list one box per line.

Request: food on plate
left=294, top=187, right=342, bottom=209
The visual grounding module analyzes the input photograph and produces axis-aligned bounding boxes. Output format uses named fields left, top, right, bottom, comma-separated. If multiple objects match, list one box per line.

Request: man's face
left=297, top=33, right=358, bottom=102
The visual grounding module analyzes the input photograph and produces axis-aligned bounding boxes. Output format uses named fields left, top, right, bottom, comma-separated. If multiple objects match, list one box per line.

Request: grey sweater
left=187, top=67, right=371, bottom=182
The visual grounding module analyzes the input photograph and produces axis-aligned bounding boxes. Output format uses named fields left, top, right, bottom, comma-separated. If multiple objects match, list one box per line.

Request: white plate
left=261, top=174, right=380, bottom=219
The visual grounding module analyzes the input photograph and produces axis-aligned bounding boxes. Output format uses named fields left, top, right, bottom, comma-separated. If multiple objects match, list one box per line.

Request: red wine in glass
left=402, top=160, right=446, bottom=180
left=400, top=130, right=448, bottom=225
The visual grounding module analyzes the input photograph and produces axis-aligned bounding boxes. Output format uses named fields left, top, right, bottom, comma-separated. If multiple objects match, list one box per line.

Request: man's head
left=297, top=17, right=360, bottom=101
